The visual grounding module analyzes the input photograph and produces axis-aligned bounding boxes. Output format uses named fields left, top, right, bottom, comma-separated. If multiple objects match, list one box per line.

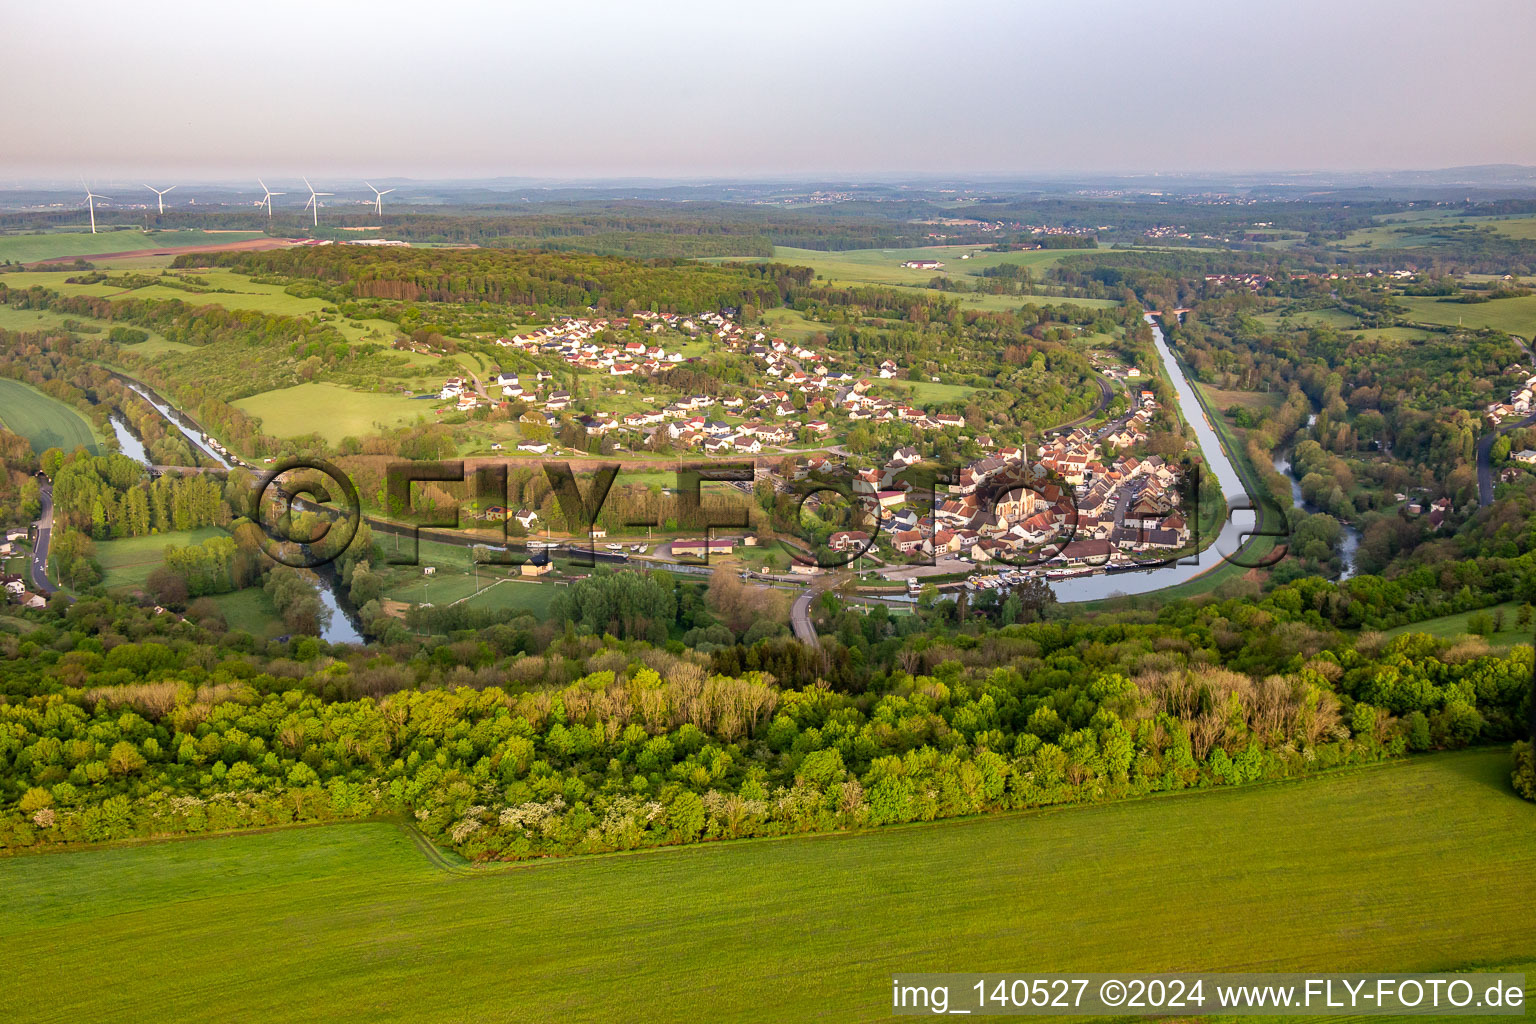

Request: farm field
left=0, top=749, right=1529, bottom=1023
left=233, top=383, right=431, bottom=445
left=95, top=526, right=226, bottom=590
left=0, top=378, right=99, bottom=454
left=0, top=229, right=266, bottom=266
left=1396, top=294, right=1536, bottom=337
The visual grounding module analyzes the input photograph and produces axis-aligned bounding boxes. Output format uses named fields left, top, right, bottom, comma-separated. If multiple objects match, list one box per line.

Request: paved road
left=790, top=589, right=819, bottom=646
left=1478, top=409, right=1536, bottom=507
left=1043, top=374, right=1115, bottom=435
left=29, top=476, right=57, bottom=595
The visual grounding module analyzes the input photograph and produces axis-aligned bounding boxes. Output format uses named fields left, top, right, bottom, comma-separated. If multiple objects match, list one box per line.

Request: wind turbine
left=364, top=181, right=394, bottom=215
left=143, top=184, right=176, bottom=215
left=82, top=182, right=111, bottom=234
left=302, top=177, right=333, bottom=227
left=257, top=178, right=285, bottom=218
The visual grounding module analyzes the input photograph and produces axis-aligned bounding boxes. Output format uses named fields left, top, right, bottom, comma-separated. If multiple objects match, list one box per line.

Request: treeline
left=47, top=450, right=226, bottom=539
left=0, top=585, right=1528, bottom=859
left=0, top=427, right=39, bottom=527
left=176, top=247, right=813, bottom=315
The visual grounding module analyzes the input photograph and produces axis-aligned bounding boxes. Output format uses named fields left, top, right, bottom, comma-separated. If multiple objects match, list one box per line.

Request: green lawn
left=0, top=750, right=1529, bottom=1023
left=234, top=383, right=430, bottom=445
left=95, top=526, right=225, bottom=590
left=899, top=379, right=979, bottom=403
left=0, top=230, right=265, bottom=265
left=0, top=378, right=99, bottom=454
left=1384, top=601, right=1531, bottom=650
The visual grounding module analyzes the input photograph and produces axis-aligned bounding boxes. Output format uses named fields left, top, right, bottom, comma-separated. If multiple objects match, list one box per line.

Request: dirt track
left=25, top=237, right=306, bottom=267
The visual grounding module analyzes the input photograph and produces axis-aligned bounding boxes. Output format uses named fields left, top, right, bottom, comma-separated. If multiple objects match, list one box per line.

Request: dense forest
left=0, top=565, right=1529, bottom=859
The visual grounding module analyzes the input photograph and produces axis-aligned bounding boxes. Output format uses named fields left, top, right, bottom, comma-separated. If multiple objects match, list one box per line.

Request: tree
left=107, top=741, right=146, bottom=775
left=146, top=567, right=189, bottom=608
left=1514, top=742, right=1536, bottom=802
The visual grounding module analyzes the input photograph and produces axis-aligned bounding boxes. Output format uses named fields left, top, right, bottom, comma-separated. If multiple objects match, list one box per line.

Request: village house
left=671, top=538, right=736, bottom=558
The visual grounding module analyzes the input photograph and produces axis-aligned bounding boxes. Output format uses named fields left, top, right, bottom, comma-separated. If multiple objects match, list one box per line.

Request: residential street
left=29, top=475, right=57, bottom=595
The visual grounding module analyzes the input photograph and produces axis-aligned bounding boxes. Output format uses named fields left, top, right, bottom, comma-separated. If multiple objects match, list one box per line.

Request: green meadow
left=0, top=749, right=1529, bottom=1023
left=0, top=378, right=99, bottom=454
left=1395, top=294, right=1536, bottom=337
left=718, top=246, right=1121, bottom=313
left=234, top=383, right=431, bottom=445
left=205, top=586, right=283, bottom=637
left=95, top=526, right=226, bottom=590
left=1384, top=601, right=1532, bottom=650
left=0, top=230, right=265, bottom=265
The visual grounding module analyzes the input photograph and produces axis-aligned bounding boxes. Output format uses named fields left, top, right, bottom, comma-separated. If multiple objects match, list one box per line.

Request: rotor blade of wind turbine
left=380, top=189, right=395, bottom=195
left=164, top=186, right=176, bottom=193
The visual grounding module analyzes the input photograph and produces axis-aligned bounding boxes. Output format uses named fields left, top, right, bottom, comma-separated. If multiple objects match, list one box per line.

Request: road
left=790, top=589, right=819, bottom=646
left=29, top=476, right=57, bottom=595
left=1042, top=374, right=1115, bottom=435
left=1477, top=409, right=1536, bottom=507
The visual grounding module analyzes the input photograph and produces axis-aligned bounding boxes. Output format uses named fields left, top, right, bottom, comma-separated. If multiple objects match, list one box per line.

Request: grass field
left=717, top=246, right=1121, bottom=314
left=0, top=378, right=99, bottom=454
left=95, top=526, right=225, bottom=590
left=1384, top=601, right=1531, bottom=650
left=1396, top=294, right=1536, bottom=337
left=234, top=383, right=430, bottom=445
left=0, top=749, right=1529, bottom=1023
left=206, top=587, right=282, bottom=637
left=0, top=230, right=266, bottom=266
left=1205, top=385, right=1285, bottom=414
left=900, top=379, right=979, bottom=402
left=457, top=577, right=557, bottom=616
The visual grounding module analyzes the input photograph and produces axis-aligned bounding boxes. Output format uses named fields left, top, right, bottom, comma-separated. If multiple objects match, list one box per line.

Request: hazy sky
left=5, top=0, right=1535, bottom=181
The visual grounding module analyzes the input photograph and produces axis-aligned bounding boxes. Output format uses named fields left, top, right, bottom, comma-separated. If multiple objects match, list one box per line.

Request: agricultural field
left=0, top=229, right=266, bottom=266
left=1395, top=294, right=1536, bottom=337
left=0, top=749, right=1529, bottom=1023
left=1334, top=211, right=1536, bottom=249
left=94, top=526, right=226, bottom=590
left=0, top=378, right=99, bottom=454
left=233, top=383, right=432, bottom=446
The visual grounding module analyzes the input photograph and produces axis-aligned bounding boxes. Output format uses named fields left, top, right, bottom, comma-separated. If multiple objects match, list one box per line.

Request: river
left=108, top=415, right=151, bottom=467
left=1272, top=421, right=1361, bottom=580
left=108, top=377, right=361, bottom=642
left=1049, top=316, right=1259, bottom=602
left=121, top=382, right=235, bottom=469
left=315, top=569, right=364, bottom=644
